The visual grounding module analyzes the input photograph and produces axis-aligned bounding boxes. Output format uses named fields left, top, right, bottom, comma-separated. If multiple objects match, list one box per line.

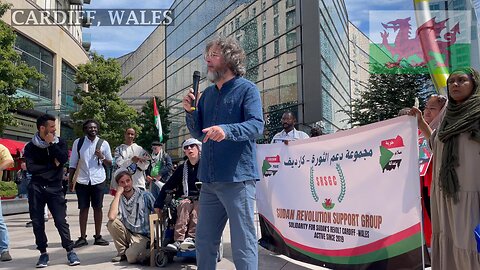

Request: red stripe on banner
left=260, top=214, right=421, bottom=257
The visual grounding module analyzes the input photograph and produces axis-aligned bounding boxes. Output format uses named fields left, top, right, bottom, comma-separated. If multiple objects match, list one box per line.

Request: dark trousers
left=28, top=182, right=74, bottom=253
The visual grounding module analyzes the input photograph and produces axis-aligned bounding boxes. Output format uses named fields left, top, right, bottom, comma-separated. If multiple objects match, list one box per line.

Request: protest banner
left=256, top=116, right=427, bottom=269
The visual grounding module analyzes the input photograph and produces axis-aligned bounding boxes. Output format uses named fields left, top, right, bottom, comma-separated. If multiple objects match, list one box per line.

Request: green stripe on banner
left=288, top=233, right=422, bottom=265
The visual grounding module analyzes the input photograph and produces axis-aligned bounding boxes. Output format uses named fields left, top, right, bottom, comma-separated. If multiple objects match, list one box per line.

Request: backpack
left=77, top=137, right=105, bottom=165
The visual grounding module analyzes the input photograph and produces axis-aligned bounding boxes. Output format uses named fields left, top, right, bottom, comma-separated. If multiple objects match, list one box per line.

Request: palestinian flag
left=153, top=97, right=163, bottom=142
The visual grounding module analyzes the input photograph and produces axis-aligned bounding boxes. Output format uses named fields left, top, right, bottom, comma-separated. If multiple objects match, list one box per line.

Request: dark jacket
left=24, top=137, right=69, bottom=186
left=154, top=160, right=199, bottom=209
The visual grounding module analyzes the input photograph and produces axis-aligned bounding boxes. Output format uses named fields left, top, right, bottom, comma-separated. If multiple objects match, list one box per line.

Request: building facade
left=119, top=0, right=351, bottom=160
left=1, top=0, right=90, bottom=142
left=429, top=0, right=480, bottom=71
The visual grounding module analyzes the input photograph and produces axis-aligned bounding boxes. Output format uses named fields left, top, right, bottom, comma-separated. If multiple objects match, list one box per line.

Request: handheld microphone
left=191, top=71, right=201, bottom=111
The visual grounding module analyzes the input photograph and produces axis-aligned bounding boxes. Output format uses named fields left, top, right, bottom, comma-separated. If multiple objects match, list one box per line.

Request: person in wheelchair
left=154, top=138, right=202, bottom=252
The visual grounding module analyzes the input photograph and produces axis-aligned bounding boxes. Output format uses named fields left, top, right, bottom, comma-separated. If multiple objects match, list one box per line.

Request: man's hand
left=116, top=185, right=125, bottom=196
left=202, top=126, right=226, bottom=143
left=131, top=156, right=140, bottom=163
left=54, top=158, right=60, bottom=167
left=283, top=140, right=289, bottom=145
left=182, top=88, right=196, bottom=113
left=44, top=133, right=55, bottom=144
left=94, top=149, right=104, bottom=159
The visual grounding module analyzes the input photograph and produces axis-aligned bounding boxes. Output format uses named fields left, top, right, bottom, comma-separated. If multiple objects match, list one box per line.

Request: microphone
left=191, top=71, right=201, bottom=111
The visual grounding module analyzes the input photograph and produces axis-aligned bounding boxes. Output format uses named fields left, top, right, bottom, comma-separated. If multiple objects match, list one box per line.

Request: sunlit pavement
left=2, top=194, right=328, bottom=270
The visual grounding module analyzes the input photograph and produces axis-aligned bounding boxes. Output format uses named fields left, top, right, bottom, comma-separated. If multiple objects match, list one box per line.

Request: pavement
left=1, top=194, right=329, bottom=270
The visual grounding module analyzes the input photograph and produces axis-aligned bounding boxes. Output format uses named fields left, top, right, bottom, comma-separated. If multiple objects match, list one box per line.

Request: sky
left=344, top=0, right=414, bottom=35
left=86, top=0, right=416, bottom=59
left=85, top=0, right=174, bottom=58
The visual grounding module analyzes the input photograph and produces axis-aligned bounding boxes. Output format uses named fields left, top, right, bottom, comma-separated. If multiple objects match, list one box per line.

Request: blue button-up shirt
left=186, top=76, right=264, bottom=183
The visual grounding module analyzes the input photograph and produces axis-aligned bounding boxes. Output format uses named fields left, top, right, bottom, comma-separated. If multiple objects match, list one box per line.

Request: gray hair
left=206, top=35, right=246, bottom=76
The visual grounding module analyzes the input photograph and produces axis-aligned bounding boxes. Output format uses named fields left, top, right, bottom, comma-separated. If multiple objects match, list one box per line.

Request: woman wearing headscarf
left=412, top=67, right=480, bottom=269
left=411, top=94, right=448, bottom=247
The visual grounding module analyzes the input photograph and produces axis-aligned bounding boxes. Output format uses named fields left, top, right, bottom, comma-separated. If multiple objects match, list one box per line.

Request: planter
left=1, top=195, right=16, bottom=200
left=0, top=181, right=18, bottom=198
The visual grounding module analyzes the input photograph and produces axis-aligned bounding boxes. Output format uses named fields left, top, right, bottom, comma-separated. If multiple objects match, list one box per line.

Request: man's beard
left=207, top=68, right=227, bottom=83
left=283, top=123, right=293, bottom=130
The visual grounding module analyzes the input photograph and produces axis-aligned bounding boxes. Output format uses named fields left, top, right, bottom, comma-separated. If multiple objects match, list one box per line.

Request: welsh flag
left=153, top=97, right=163, bottom=142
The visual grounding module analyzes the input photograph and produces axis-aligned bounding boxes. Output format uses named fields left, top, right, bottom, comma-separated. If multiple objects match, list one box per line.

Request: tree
left=135, top=96, right=171, bottom=150
left=348, top=64, right=434, bottom=126
left=0, top=2, right=42, bottom=133
left=72, top=52, right=138, bottom=147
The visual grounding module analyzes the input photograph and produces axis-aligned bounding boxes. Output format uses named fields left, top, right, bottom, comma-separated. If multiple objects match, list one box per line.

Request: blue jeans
left=196, top=180, right=258, bottom=270
left=0, top=200, right=10, bottom=253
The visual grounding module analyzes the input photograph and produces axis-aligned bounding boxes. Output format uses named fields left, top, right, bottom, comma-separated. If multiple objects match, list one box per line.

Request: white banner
left=256, top=116, right=425, bottom=269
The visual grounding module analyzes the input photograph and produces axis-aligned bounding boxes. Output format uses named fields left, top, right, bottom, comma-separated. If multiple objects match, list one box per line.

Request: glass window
left=274, top=3, right=279, bottom=15
left=61, top=61, right=79, bottom=112
left=274, top=40, right=279, bottom=56
left=14, top=34, right=54, bottom=100
left=286, top=10, right=295, bottom=30
left=262, top=22, right=266, bottom=43
left=274, top=17, right=279, bottom=36
left=286, top=0, right=295, bottom=8
left=286, top=31, right=296, bottom=52
left=262, top=46, right=267, bottom=61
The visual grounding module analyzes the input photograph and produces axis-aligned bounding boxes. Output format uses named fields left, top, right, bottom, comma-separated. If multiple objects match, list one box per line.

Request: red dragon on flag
left=379, top=16, right=460, bottom=68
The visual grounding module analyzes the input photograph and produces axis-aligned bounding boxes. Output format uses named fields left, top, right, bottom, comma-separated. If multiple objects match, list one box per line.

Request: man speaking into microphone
left=182, top=36, right=264, bottom=270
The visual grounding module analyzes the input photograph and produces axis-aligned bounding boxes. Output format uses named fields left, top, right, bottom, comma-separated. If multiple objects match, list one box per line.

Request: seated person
left=154, top=138, right=202, bottom=251
left=107, top=169, right=155, bottom=264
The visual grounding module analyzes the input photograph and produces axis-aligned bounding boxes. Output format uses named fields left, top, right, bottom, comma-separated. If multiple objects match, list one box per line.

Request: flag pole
left=413, top=0, right=449, bottom=95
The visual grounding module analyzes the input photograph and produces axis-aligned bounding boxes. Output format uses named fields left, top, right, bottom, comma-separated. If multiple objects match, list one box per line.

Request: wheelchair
left=149, top=182, right=224, bottom=267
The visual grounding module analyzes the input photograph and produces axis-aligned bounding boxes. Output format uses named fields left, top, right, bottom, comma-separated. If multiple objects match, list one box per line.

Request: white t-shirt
left=271, top=128, right=310, bottom=144
left=69, top=136, right=112, bottom=185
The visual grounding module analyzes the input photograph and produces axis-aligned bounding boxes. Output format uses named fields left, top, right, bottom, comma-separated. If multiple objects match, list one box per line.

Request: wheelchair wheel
left=155, top=251, right=168, bottom=267
left=167, top=253, right=174, bottom=263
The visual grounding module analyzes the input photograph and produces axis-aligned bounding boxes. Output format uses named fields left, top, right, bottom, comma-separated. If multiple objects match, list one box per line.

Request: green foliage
left=348, top=64, right=434, bottom=126
left=0, top=2, right=41, bottom=133
left=0, top=180, right=17, bottom=197
left=72, top=52, right=138, bottom=147
left=136, top=97, right=171, bottom=150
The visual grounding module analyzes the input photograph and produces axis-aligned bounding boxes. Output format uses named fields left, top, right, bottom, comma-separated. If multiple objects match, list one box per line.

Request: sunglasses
left=183, top=144, right=197, bottom=150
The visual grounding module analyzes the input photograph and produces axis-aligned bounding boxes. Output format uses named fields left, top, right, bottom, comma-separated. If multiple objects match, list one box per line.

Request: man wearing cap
left=146, top=141, right=173, bottom=199
left=154, top=138, right=201, bottom=251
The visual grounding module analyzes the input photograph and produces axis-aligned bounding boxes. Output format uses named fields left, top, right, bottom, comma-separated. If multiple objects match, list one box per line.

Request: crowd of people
left=0, top=35, right=479, bottom=270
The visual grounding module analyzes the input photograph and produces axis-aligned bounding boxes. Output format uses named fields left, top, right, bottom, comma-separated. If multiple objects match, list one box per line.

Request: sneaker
left=0, top=251, right=12, bottom=261
left=180, top=238, right=195, bottom=250
left=93, top=235, right=109, bottom=246
left=67, top=251, right=80, bottom=266
left=73, top=237, right=88, bottom=248
left=36, top=253, right=49, bottom=268
left=26, top=221, right=33, bottom=228
left=111, top=254, right=126, bottom=262
left=166, top=241, right=181, bottom=251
